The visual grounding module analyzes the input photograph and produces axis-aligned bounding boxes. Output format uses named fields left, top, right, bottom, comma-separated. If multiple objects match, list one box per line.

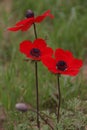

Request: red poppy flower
left=20, top=38, right=53, bottom=61
left=42, top=48, right=83, bottom=76
left=8, top=10, right=54, bottom=32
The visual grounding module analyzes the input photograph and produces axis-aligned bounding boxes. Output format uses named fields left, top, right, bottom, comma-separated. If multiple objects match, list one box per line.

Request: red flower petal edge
left=20, top=38, right=53, bottom=61
left=42, top=48, right=83, bottom=76
left=8, top=10, right=54, bottom=32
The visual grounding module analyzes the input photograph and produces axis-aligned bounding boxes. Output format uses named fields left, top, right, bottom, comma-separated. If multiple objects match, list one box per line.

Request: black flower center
left=30, top=48, right=41, bottom=57
left=56, top=60, right=67, bottom=71
left=25, top=10, right=34, bottom=18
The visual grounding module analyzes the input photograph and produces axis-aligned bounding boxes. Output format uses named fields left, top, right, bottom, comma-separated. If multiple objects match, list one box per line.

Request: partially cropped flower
left=42, top=48, right=83, bottom=76
left=8, top=10, right=54, bottom=31
left=20, top=38, right=53, bottom=61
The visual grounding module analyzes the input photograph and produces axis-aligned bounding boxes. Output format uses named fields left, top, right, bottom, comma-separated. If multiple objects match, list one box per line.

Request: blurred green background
left=0, top=0, right=87, bottom=129
left=0, top=0, right=87, bottom=114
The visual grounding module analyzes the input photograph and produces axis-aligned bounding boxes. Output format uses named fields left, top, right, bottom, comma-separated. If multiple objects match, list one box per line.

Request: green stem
left=35, top=61, right=40, bottom=128
left=33, top=23, right=37, bottom=39
left=33, top=23, right=40, bottom=129
left=57, top=74, right=61, bottom=123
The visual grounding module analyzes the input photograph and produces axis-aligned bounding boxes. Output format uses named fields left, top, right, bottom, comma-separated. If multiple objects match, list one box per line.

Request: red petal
left=55, top=48, right=73, bottom=65
left=21, top=23, right=32, bottom=31
left=41, top=47, right=53, bottom=57
left=35, top=10, right=54, bottom=23
left=42, top=10, right=54, bottom=18
left=55, top=48, right=73, bottom=59
left=33, top=39, right=47, bottom=48
left=8, top=25, right=23, bottom=31
left=46, top=65, right=79, bottom=75
left=16, top=19, right=28, bottom=26
left=35, top=16, right=46, bottom=22
left=26, top=55, right=41, bottom=61
left=63, top=69, right=79, bottom=76
left=42, top=56, right=56, bottom=69
left=16, top=18, right=34, bottom=26
left=55, top=48, right=64, bottom=58
left=20, top=40, right=32, bottom=55
left=48, top=68, right=79, bottom=76
left=8, top=18, right=34, bottom=32
left=70, top=58, right=83, bottom=69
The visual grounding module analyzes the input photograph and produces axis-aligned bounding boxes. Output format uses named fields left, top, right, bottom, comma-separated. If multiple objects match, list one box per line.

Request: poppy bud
left=15, top=103, right=28, bottom=112
left=25, top=10, right=34, bottom=18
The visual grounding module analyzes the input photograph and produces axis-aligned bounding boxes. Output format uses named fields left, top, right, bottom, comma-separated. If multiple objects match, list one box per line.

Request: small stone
left=15, top=103, right=28, bottom=112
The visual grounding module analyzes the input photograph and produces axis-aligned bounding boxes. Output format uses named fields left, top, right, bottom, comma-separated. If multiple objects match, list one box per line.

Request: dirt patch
left=0, top=106, right=6, bottom=130
left=83, top=59, right=87, bottom=79
left=83, top=64, right=87, bottom=79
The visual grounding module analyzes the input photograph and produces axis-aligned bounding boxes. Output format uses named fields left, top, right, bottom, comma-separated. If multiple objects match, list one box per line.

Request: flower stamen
left=30, top=48, right=41, bottom=57
left=56, top=60, right=67, bottom=71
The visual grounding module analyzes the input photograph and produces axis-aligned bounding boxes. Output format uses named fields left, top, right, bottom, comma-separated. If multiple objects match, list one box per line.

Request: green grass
left=0, top=0, right=87, bottom=129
